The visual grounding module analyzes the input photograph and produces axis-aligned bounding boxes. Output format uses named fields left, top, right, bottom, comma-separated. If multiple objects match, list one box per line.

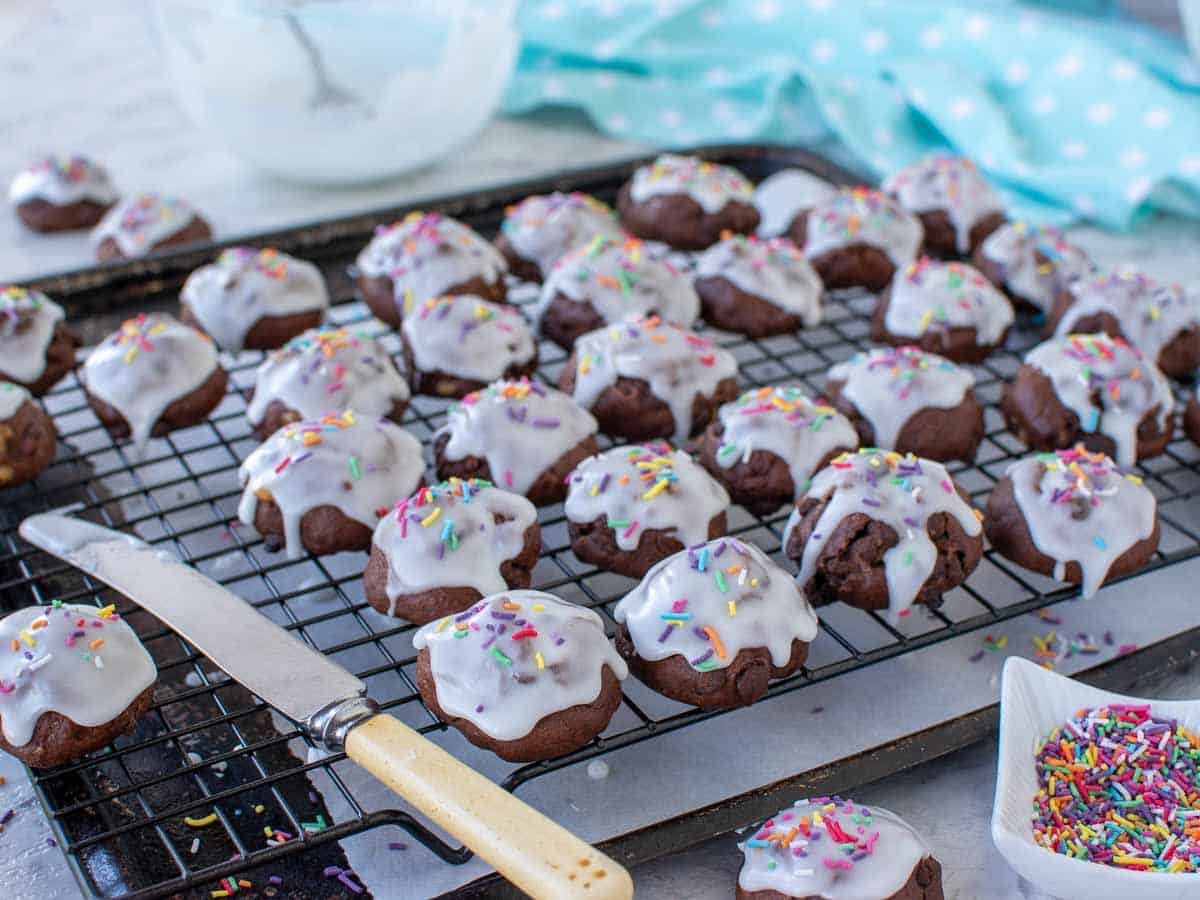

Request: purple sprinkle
left=903, top=516, right=919, bottom=527
left=862, top=497, right=881, bottom=507
left=322, top=865, right=342, bottom=877
left=45, top=837, right=56, bottom=848
left=554, top=636, right=565, bottom=646
left=436, top=542, right=445, bottom=560
left=598, top=473, right=611, bottom=494
left=812, top=533, right=822, bottom=541
left=969, top=650, right=985, bottom=663
left=810, top=706, right=824, bottom=714
left=269, top=876, right=283, bottom=885
left=690, top=649, right=714, bottom=666
left=714, top=540, right=727, bottom=557
left=531, top=417, right=560, bottom=428
left=481, top=634, right=497, bottom=649
left=474, top=705, right=484, bottom=713
left=657, top=625, right=673, bottom=643
left=338, top=871, right=365, bottom=894
left=455, top=608, right=477, bottom=622
left=490, top=611, right=517, bottom=620
left=388, top=842, right=408, bottom=851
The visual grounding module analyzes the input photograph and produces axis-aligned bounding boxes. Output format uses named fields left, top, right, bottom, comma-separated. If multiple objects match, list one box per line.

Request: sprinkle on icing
left=979, top=221, right=1093, bottom=313
left=8, top=155, right=117, bottom=207
left=887, top=258, right=1014, bottom=346
left=695, top=233, right=824, bottom=325
left=402, top=295, right=536, bottom=384
left=90, top=193, right=198, bottom=257
left=883, top=155, right=1003, bottom=253
left=501, top=192, right=621, bottom=277
left=0, top=286, right=65, bottom=386
left=803, top=187, right=923, bottom=268
left=629, top=153, right=754, bottom=215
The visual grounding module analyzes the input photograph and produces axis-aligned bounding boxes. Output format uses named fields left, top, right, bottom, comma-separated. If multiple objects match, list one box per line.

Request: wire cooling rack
left=3, top=147, right=1200, bottom=899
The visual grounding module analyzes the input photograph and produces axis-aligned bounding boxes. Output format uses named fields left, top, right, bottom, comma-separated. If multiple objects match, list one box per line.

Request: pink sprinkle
left=623, top=520, right=639, bottom=539
left=671, top=599, right=687, bottom=612
left=822, top=858, right=853, bottom=871
left=941, top=478, right=953, bottom=494
left=504, top=469, right=513, bottom=487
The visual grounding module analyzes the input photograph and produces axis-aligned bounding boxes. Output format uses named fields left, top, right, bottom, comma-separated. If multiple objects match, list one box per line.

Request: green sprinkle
left=490, top=646, right=513, bottom=666
left=696, top=659, right=718, bottom=670
left=715, top=569, right=728, bottom=593
left=349, top=457, right=362, bottom=480
left=607, top=519, right=631, bottom=529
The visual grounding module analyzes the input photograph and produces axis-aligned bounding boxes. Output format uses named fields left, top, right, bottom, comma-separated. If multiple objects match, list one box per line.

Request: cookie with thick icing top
left=872, top=258, right=1014, bottom=363
left=559, top=315, right=739, bottom=442
left=614, top=538, right=818, bottom=709
left=618, top=154, right=759, bottom=250
left=753, top=169, right=838, bottom=239
left=984, top=446, right=1159, bottom=597
left=433, top=378, right=598, bottom=506
left=825, top=347, right=985, bottom=463
left=973, top=221, right=1093, bottom=314
left=783, top=449, right=983, bottom=621
left=0, top=286, right=79, bottom=396
left=91, top=192, right=212, bottom=261
left=883, top=155, right=1005, bottom=258
left=9, top=155, right=117, bottom=233
left=536, top=235, right=701, bottom=350
left=237, top=411, right=424, bottom=559
left=697, top=385, right=859, bottom=516
left=413, top=590, right=627, bottom=762
left=565, top=442, right=730, bottom=579
left=495, top=191, right=622, bottom=282
left=0, top=382, right=57, bottom=489
left=354, top=211, right=508, bottom=327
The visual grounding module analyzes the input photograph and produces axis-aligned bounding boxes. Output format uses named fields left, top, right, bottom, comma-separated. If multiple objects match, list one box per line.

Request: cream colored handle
left=345, top=714, right=633, bottom=900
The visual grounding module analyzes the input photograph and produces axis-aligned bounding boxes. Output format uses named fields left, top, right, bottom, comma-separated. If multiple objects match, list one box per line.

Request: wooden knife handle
left=345, top=714, right=633, bottom=900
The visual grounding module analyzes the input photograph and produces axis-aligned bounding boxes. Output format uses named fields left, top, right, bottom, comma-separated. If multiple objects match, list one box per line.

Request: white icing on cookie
left=371, top=479, right=537, bottom=616
left=536, top=235, right=700, bottom=334
left=0, top=602, right=156, bottom=748
left=0, top=382, right=31, bottom=420
left=978, top=222, right=1093, bottom=313
left=1006, top=447, right=1156, bottom=597
left=246, top=326, right=410, bottom=430
left=629, top=154, right=754, bottom=214
left=238, top=412, right=423, bottom=559
left=886, top=258, right=1014, bottom=346
left=412, top=590, right=627, bottom=742
left=8, top=156, right=117, bottom=207
left=828, top=347, right=975, bottom=452
left=180, top=247, right=329, bottom=351
left=80, top=314, right=220, bottom=454
left=803, top=187, right=923, bottom=268
left=435, top=378, right=597, bottom=496
left=564, top=443, right=729, bottom=552
left=500, top=192, right=622, bottom=277
left=568, top=316, right=738, bottom=442
left=402, top=295, right=536, bottom=385
left=883, top=155, right=1003, bottom=253
left=738, top=797, right=932, bottom=900
left=614, top=538, right=818, bottom=671
left=0, top=287, right=65, bottom=386
left=91, top=193, right=200, bottom=258
left=783, top=449, right=982, bottom=622
left=1023, top=333, right=1174, bottom=468
left=695, top=235, right=823, bottom=325
left=754, top=169, right=838, bottom=238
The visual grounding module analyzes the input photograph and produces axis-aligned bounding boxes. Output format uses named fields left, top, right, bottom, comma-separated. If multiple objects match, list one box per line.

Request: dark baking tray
left=4, top=144, right=1200, bottom=899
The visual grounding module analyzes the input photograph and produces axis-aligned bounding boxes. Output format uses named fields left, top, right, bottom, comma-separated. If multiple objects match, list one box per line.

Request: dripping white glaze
left=402, top=295, right=536, bottom=384
left=753, top=169, right=838, bottom=238
left=695, top=235, right=823, bottom=325
left=628, top=153, right=754, bottom=214
left=885, top=258, right=1014, bottom=346
left=8, top=156, right=118, bottom=207
left=90, top=193, right=199, bottom=258
left=500, top=192, right=622, bottom=277
left=0, top=382, right=32, bottom=420
left=882, top=155, right=1003, bottom=253
left=803, top=187, right=923, bottom=268
left=978, top=222, right=1093, bottom=313
left=0, top=287, right=65, bottom=386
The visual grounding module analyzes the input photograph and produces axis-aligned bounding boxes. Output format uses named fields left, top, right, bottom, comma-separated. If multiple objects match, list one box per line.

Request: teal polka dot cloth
left=505, top=1, right=1200, bottom=230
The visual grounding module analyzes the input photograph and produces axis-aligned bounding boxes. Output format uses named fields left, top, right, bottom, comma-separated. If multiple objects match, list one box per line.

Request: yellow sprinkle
left=532, top=604, right=545, bottom=612
left=727, top=600, right=737, bottom=617
left=97, top=604, right=116, bottom=618
left=420, top=507, right=442, bottom=527
left=535, top=652, right=545, bottom=670
left=642, top=479, right=670, bottom=500
left=590, top=484, right=600, bottom=496
left=18, top=631, right=34, bottom=648
left=918, top=309, right=934, bottom=333
left=211, top=892, right=230, bottom=899
left=403, top=289, right=414, bottom=314
left=254, top=805, right=265, bottom=814
left=435, top=617, right=450, bottom=632
left=264, top=826, right=274, bottom=838
left=124, top=346, right=138, bottom=364
left=148, top=323, right=167, bottom=336
left=750, top=578, right=759, bottom=586
left=185, top=813, right=219, bottom=827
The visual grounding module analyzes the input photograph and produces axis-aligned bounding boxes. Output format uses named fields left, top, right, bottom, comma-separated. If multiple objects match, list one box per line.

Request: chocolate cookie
left=617, top=154, right=759, bottom=250
left=565, top=442, right=729, bottom=579
left=824, top=347, right=985, bottom=463
left=984, top=447, right=1158, bottom=597
left=883, top=155, right=1005, bottom=259
left=9, top=155, right=117, bottom=233
left=0, top=383, right=57, bottom=489
left=872, top=258, right=1014, bottom=363
left=791, top=187, right=923, bottom=292
left=1001, top=332, right=1175, bottom=467
left=495, top=191, right=622, bottom=282
left=613, top=538, right=817, bottom=709
left=81, top=313, right=227, bottom=454
left=0, top=602, right=157, bottom=769
left=412, top=591, right=627, bottom=762
left=559, top=315, right=739, bottom=442
left=354, top=211, right=507, bottom=327
left=400, top=295, right=537, bottom=398
left=91, top=193, right=212, bottom=261
left=238, top=412, right=424, bottom=559
left=180, top=247, right=328, bottom=351
left=783, top=450, right=983, bottom=620
left=973, top=222, right=1093, bottom=314
left=694, top=234, right=823, bottom=338
left=433, top=378, right=598, bottom=506
left=364, top=479, right=539, bottom=624
left=0, top=286, right=80, bottom=396
left=697, top=385, right=858, bottom=516
left=1186, top=388, right=1200, bottom=447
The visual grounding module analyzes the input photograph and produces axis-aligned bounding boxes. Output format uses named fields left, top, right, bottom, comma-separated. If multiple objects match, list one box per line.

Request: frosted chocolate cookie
left=753, top=169, right=838, bottom=239
left=972, top=222, right=1093, bottom=314
left=0, top=602, right=156, bottom=768
left=824, top=347, right=985, bottom=463
left=0, top=382, right=57, bottom=489
left=536, top=235, right=700, bottom=351
left=401, top=295, right=537, bottom=398
left=433, top=378, right=599, bottom=506
left=883, top=155, right=1005, bottom=259
left=737, top=797, right=944, bottom=900
left=9, top=155, right=117, bottom=233
left=81, top=313, right=227, bottom=455
left=617, top=154, right=759, bottom=250
left=1187, top=386, right=1200, bottom=447
left=872, top=258, right=1014, bottom=363
left=91, top=193, right=212, bottom=261
left=790, top=187, right=923, bottom=292
left=413, top=590, right=627, bottom=762
left=565, top=442, right=730, bottom=579
left=1046, top=268, right=1200, bottom=379
left=246, top=326, right=410, bottom=440
left=180, top=247, right=329, bottom=351
left=694, top=234, right=823, bottom=338
left=614, top=538, right=818, bottom=709
left=697, top=386, right=858, bottom=516
left=354, top=211, right=507, bottom=327
left=0, top=286, right=79, bottom=396
left=559, top=315, right=739, bottom=442
left=495, top=191, right=622, bottom=282
left=237, top=412, right=424, bottom=559
left=984, top=446, right=1158, bottom=597
left=364, top=478, right=540, bottom=624
left=1001, top=333, right=1175, bottom=467
left=783, top=449, right=984, bottom=621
